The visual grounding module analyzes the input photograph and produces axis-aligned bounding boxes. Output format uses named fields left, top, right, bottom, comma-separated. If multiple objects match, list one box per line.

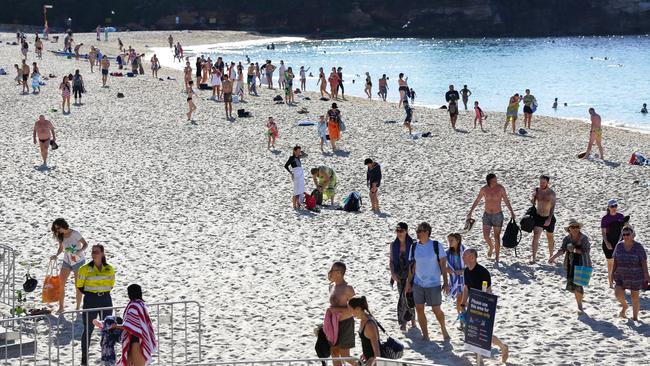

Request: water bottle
left=482, top=281, right=488, bottom=292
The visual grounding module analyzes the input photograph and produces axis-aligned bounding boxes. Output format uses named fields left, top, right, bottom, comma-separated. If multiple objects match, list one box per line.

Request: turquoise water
left=205, top=36, right=650, bottom=130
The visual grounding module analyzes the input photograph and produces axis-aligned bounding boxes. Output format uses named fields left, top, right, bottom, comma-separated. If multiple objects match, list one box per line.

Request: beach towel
left=322, top=308, right=340, bottom=345
left=96, top=315, right=123, bottom=365
left=297, top=121, right=316, bottom=126
left=118, top=300, right=157, bottom=366
left=573, top=266, right=593, bottom=287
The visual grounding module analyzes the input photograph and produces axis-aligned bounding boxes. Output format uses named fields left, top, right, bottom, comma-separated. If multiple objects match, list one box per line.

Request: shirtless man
left=531, top=175, right=556, bottom=263
left=581, top=108, right=604, bottom=159
left=100, top=57, right=110, bottom=87
left=247, top=63, right=255, bottom=94
left=183, top=61, right=192, bottom=89
left=460, top=85, right=472, bottom=110
left=222, top=75, right=234, bottom=120
left=33, top=115, right=56, bottom=166
left=377, top=74, right=388, bottom=101
left=467, top=173, right=516, bottom=263
left=21, top=60, right=30, bottom=94
left=265, top=60, right=276, bottom=89
left=327, top=261, right=356, bottom=366
left=73, top=43, right=83, bottom=60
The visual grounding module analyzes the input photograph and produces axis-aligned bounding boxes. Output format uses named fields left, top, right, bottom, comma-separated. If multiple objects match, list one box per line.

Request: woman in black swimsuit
left=348, top=296, right=381, bottom=366
left=186, top=80, right=197, bottom=121
left=364, top=72, right=372, bottom=99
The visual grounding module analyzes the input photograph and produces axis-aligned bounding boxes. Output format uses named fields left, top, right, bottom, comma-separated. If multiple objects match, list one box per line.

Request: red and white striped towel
left=119, top=300, right=157, bottom=365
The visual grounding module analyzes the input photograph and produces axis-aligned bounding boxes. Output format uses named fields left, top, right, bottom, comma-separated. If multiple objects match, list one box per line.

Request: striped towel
left=119, top=300, right=157, bottom=365
left=447, top=245, right=466, bottom=299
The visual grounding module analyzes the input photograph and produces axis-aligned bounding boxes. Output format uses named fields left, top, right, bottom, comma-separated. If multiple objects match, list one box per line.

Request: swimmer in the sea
left=642, top=103, right=648, bottom=114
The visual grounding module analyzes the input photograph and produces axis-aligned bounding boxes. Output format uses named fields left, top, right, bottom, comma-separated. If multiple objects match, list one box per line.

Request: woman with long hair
left=59, top=75, right=71, bottom=113
left=50, top=218, right=88, bottom=314
left=601, top=199, right=627, bottom=288
left=115, top=284, right=157, bottom=366
left=389, top=222, right=416, bottom=330
left=613, top=225, right=649, bottom=321
left=317, top=67, right=330, bottom=98
left=348, top=296, right=381, bottom=366
left=446, top=233, right=466, bottom=317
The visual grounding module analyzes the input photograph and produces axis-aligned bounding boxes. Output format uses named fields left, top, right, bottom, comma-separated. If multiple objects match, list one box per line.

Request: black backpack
left=409, top=240, right=441, bottom=266
left=342, top=192, right=361, bottom=212
left=502, top=219, right=522, bottom=255
left=520, top=206, right=536, bottom=233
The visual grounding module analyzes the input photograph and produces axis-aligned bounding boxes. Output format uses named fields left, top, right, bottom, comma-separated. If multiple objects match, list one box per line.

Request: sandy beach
left=1, top=30, right=650, bottom=365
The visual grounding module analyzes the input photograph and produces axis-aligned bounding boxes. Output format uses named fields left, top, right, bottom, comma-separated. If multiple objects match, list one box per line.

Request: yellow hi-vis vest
left=76, top=263, right=115, bottom=293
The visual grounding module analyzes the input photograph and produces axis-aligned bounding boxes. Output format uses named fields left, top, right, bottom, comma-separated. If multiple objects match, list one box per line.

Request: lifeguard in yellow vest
left=76, top=244, right=115, bottom=366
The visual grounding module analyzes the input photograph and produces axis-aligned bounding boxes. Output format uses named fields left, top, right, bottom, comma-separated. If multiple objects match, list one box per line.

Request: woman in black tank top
left=348, top=296, right=381, bottom=364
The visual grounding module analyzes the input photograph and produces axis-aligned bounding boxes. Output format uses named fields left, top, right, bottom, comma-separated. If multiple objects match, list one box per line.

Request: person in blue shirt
left=405, top=222, right=450, bottom=341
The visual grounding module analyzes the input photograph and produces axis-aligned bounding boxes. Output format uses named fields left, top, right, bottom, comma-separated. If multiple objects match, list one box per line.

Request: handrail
left=0, top=244, right=17, bottom=312
left=55, top=300, right=202, bottom=365
left=0, top=314, right=53, bottom=365
left=186, top=357, right=360, bottom=365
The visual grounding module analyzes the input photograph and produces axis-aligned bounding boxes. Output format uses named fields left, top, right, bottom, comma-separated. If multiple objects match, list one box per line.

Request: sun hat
left=564, top=219, right=583, bottom=232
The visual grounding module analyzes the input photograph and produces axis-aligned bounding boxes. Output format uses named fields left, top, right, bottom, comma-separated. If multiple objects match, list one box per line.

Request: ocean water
left=171, top=36, right=650, bottom=130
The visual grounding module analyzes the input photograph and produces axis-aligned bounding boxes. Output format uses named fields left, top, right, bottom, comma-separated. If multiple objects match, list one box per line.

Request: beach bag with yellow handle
left=573, top=265, right=593, bottom=287
left=42, top=259, right=62, bottom=303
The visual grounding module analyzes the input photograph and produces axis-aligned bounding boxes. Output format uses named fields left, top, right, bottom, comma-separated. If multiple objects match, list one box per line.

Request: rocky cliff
left=3, top=0, right=650, bottom=37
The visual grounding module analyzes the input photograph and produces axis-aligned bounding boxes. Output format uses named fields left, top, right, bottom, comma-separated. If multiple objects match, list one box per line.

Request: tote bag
left=42, top=259, right=62, bottom=303
left=573, top=265, right=593, bottom=287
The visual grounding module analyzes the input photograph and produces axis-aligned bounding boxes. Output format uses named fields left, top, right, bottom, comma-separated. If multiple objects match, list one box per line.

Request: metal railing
left=0, top=244, right=17, bottom=311
left=186, top=357, right=443, bottom=366
left=0, top=314, right=53, bottom=365
left=55, top=300, right=202, bottom=365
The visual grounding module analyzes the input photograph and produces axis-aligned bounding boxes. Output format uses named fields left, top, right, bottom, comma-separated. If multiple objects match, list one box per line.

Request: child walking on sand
left=266, top=117, right=278, bottom=149
left=474, top=101, right=487, bottom=132
left=317, top=115, right=328, bottom=153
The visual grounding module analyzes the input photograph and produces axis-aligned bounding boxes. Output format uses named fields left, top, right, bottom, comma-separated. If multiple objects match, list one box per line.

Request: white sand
left=1, top=30, right=650, bottom=365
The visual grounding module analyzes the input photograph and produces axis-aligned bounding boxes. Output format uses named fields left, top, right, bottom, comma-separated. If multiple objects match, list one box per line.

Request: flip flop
left=463, top=218, right=476, bottom=232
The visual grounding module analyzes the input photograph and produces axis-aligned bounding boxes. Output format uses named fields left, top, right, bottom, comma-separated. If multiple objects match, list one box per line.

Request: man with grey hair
left=461, top=249, right=509, bottom=363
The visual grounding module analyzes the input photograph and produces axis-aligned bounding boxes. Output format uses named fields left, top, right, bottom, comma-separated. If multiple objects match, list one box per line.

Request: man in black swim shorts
left=327, top=262, right=356, bottom=366
left=531, top=175, right=556, bottom=264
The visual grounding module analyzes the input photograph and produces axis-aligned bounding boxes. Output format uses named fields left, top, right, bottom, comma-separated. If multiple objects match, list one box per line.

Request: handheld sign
left=464, top=288, right=498, bottom=357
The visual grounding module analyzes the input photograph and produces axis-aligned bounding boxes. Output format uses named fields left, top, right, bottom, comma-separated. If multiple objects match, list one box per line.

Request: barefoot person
left=116, top=284, right=157, bottom=366
left=522, top=89, right=537, bottom=129
left=72, top=70, right=85, bottom=105
left=403, top=97, right=413, bottom=135
left=317, top=115, right=328, bottom=153
left=389, top=223, right=417, bottom=331
left=327, top=261, right=356, bottom=366
left=284, top=146, right=305, bottom=209
left=33, top=115, right=56, bottom=166
left=49, top=218, right=88, bottom=314
left=378, top=74, right=388, bottom=101
left=446, top=233, right=466, bottom=319
left=327, top=103, right=342, bottom=151
left=348, top=296, right=381, bottom=366
left=445, top=85, right=460, bottom=130
left=473, top=101, right=486, bottom=132
left=601, top=199, right=627, bottom=289
left=530, top=175, right=556, bottom=264
left=467, top=173, right=516, bottom=263
left=503, top=94, right=520, bottom=133
left=580, top=108, right=604, bottom=159
left=613, top=225, right=649, bottom=321
left=186, top=80, right=197, bottom=121
left=460, top=248, right=509, bottom=363
left=59, top=76, right=71, bottom=114
left=460, top=85, right=472, bottom=110
left=549, top=219, right=592, bottom=313
left=398, top=73, right=409, bottom=108
left=364, top=158, right=381, bottom=212
left=266, top=117, right=279, bottom=149
left=328, top=67, right=340, bottom=100
left=21, top=60, right=30, bottom=94
left=100, top=57, right=110, bottom=87
left=364, top=72, right=372, bottom=99
left=222, top=75, right=234, bottom=119
left=317, top=67, right=330, bottom=98
left=405, top=222, right=450, bottom=342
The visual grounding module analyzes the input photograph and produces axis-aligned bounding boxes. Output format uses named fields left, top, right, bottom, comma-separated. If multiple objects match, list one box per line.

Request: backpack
left=520, top=206, right=536, bottom=233
left=342, top=192, right=361, bottom=212
left=237, top=109, right=251, bottom=117
left=409, top=240, right=441, bottom=265
left=502, top=219, right=521, bottom=255
left=273, top=95, right=283, bottom=101
left=311, top=189, right=323, bottom=206
left=304, top=192, right=316, bottom=210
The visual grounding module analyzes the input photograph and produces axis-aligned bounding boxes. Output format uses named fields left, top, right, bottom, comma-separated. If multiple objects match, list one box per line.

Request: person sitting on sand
left=460, top=85, right=472, bottom=110
left=284, top=146, right=305, bottom=209
left=549, top=219, right=592, bottom=313
left=317, top=67, right=330, bottom=98
left=445, top=85, right=460, bottom=130
left=312, top=166, right=337, bottom=206
left=378, top=74, right=388, bottom=101
left=33, top=115, right=56, bottom=166
left=460, top=248, right=509, bottom=363
left=327, top=262, right=356, bottom=366
left=266, top=117, right=278, bottom=149
left=327, top=103, right=342, bottom=151
left=467, top=173, right=516, bottom=263
left=531, top=175, right=556, bottom=264
left=405, top=222, right=450, bottom=342
left=348, top=296, right=381, bottom=366
left=186, top=80, right=197, bottom=122
left=641, top=103, right=647, bottom=114
left=613, top=225, right=649, bottom=321
left=222, top=75, right=234, bottom=120
left=580, top=108, right=604, bottom=160
left=317, top=115, right=328, bottom=153
left=364, top=158, right=381, bottom=212
left=473, top=101, right=486, bottom=132
left=503, top=94, right=520, bottom=133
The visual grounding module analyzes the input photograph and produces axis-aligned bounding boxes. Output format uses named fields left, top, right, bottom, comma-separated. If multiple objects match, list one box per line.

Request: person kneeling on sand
left=311, top=166, right=337, bottom=206
left=405, top=222, right=450, bottom=342
left=460, top=249, right=509, bottom=363
left=326, top=262, right=356, bottom=366
left=549, top=219, right=592, bottom=314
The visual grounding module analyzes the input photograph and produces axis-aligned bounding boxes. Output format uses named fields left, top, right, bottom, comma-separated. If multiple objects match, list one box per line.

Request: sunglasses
left=416, top=229, right=427, bottom=233
left=622, top=232, right=632, bottom=237
left=395, top=228, right=405, bottom=233
left=569, top=226, right=580, bottom=229
left=92, top=250, right=102, bottom=254
left=609, top=205, right=618, bottom=208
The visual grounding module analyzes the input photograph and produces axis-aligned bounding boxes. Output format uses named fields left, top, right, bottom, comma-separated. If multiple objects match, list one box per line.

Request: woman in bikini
left=59, top=76, right=71, bottom=114
left=186, top=80, right=197, bottom=121
left=317, top=67, right=330, bottom=98
left=398, top=73, right=409, bottom=109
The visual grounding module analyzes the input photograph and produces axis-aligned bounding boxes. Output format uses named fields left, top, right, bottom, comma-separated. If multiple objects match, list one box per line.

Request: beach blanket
left=119, top=300, right=157, bottom=366
left=297, top=121, right=316, bottom=126
left=322, top=308, right=340, bottom=345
